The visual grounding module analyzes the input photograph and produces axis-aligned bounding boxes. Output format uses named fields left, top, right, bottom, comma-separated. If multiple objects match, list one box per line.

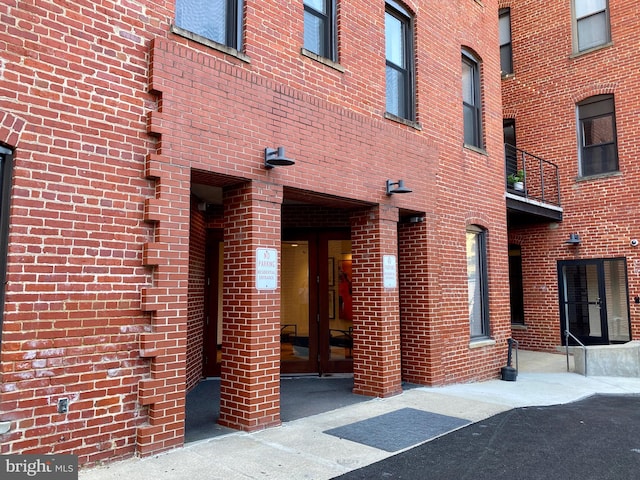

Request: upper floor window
left=499, top=8, right=513, bottom=75
left=175, top=0, right=243, bottom=50
left=304, top=0, right=336, bottom=61
left=462, top=50, right=483, bottom=149
left=577, top=95, right=618, bottom=177
left=385, top=1, right=414, bottom=121
left=467, top=225, right=490, bottom=339
left=573, top=0, right=610, bottom=52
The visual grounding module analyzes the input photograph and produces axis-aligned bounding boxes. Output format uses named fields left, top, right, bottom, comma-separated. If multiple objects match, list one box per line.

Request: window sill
left=469, top=338, right=496, bottom=349
left=300, top=49, right=345, bottom=73
left=501, top=73, right=515, bottom=80
left=170, top=24, right=251, bottom=64
left=384, top=113, right=422, bottom=130
left=463, top=143, right=488, bottom=156
left=511, top=323, right=527, bottom=330
left=576, top=170, right=622, bottom=182
left=570, top=41, right=614, bottom=59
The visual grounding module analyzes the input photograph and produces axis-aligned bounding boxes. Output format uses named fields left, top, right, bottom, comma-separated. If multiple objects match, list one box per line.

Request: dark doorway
left=203, top=229, right=223, bottom=377
left=508, top=244, right=525, bottom=324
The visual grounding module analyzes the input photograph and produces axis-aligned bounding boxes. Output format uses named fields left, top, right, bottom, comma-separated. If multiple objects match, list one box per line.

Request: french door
left=281, top=229, right=353, bottom=374
left=558, top=258, right=631, bottom=346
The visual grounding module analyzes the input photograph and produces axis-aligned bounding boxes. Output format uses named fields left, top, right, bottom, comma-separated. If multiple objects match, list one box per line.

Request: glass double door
left=281, top=230, right=353, bottom=374
left=558, top=258, right=631, bottom=345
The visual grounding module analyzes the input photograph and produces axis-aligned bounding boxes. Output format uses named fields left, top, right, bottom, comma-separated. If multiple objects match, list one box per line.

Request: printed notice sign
left=256, top=248, right=278, bottom=290
left=383, top=255, right=397, bottom=289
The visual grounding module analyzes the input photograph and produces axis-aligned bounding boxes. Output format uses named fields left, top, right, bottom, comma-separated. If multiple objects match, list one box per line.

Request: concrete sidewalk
left=79, top=351, right=640, bottom=480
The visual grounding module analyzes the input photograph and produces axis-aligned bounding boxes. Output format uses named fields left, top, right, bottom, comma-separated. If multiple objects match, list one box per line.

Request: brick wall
left=1, top=0, right=509, bottom=464
left=502, top=0, right=640, bottom=350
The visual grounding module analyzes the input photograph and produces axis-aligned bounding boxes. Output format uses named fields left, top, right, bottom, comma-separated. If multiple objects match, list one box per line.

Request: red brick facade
left=502, top=0, right=640, bottom=351
left=1, top=0, right=509, bottom=466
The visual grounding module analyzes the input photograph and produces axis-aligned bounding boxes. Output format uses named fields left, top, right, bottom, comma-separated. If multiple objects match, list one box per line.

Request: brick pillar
left=398, top=216, right=444, bottom=385
left=218, top=181, right=282, bottom=431
left=350, top=205, right=403, bottom=398
left=137, top=153, right=190, bottom=455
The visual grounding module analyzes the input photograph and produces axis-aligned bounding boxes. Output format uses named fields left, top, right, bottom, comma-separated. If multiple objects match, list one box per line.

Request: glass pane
left=604, top=259, right=630, bottom=342
left=499, top=13, right=511, bottom=45
left=582, top=143, right=617, bottom=176
left=500, top=45, right=513, bottom=74
left=462, top=60, right=474, bottom=104
left=582, top=115, right=614, bottom=146
left=304, top=0, right=325, bottom=14
left=175, top=0, right=227, bottom=45
left=463, top=104, right=476, bottom=146
left=281, top=241, right=310, bottom=362
left=385, top=12, right=404, bottom=67
left=467, top=231, right=483, bottom=337
left=577, top=13, right=608, bottom=50
left=329, top=240, right=352, bottom=361
left=575, top=0, right=606, bottom=19
left=304, top=11, right=324, bottom=55
left=386, top=66, right=405, bottom=117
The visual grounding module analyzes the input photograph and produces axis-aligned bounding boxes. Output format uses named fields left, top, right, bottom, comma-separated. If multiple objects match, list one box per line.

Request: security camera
left=631, top=239, right=639, bottom=247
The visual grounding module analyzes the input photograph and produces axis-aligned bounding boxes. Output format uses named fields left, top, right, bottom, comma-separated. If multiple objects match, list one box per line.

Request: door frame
left=557, top=257, right=631, bottom=346
left=281, top=228, right=352, bottom=375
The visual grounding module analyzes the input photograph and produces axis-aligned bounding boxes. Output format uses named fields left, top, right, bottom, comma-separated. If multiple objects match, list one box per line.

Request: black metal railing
left=505, top=144, right=561, bottom=207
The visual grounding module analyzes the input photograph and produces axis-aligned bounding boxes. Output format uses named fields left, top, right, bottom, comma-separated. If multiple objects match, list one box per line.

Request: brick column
left=350, top=205, right=403, bottom=398
left=137, top=153, right=190, bottom=455
left=218, top=181, right=283, bottom=431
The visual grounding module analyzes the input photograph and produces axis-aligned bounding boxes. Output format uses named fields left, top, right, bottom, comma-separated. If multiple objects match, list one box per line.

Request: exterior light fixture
left=566, top=233, right=581, bottom=245
left=264, top=147, right=295, bottom=169
left=386, top=179, right=412, bottom=195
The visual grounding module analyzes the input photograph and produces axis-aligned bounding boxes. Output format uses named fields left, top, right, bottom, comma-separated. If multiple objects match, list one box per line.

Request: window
left=467, top=226, right=489, bottom=338
left=175, top=0, right=243, bottom=50
left=304, top=0, right=336, bottom=61
left=499, top=8, right=513, bottom=75
left=577, top=95, right=618, bottom=176
left=508, top=245, right=525, bottom=325
left=462, top=50, right=483, bottom=149
left=573, top=0, right=610, bottom=52
left=0, top=145, right=13, bottom=329
left=385, top=1, right=414, bottom=120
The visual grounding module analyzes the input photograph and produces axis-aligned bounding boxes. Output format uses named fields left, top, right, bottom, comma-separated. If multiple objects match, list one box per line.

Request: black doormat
left=324, top=407, right=470, bottom=452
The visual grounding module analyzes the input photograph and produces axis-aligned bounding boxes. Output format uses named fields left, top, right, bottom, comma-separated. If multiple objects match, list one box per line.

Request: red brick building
left=501, top=1, right=640, bottom=351
left=1, top=0, right=509, bottom=465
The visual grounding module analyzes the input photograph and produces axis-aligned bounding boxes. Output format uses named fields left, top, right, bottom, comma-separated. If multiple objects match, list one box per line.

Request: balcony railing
left=505, top=144, right=561, bottom=207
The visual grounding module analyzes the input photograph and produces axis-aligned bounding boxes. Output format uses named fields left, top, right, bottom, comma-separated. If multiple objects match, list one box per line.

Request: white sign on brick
left=256, top=248, right=278, bottom=290
left=383, top=254, right=397, bottom=289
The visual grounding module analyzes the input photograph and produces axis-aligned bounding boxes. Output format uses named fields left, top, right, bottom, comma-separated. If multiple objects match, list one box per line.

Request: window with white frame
left=175, top=0, right=243, bottom=50
left=577, top=95, right=618, bottom=177
left=573, top=0, right=610, bottom=52
left=385, top=1, right=414, bottom=121
left=304, top=0, right=336, bottom=61
left=462, top=50, right=483, bottom=149
left=467, top=225, right=490, bottom=339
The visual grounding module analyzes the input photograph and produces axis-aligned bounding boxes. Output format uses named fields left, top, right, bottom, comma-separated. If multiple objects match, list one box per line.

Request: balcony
left=505, top=144, right=562, bottom=225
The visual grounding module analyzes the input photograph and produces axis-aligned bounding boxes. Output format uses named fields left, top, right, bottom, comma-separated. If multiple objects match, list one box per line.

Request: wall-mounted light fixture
left=264, top=147, right=295, bottom=169
left=386, top=179, right=412, bottom=195
left=566, top=233, right=581, bottom=245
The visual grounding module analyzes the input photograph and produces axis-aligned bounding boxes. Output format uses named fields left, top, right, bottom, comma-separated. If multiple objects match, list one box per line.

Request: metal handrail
left=505, top=144, right=561, bottom=207
left=564, top=329, right=587, bottom=376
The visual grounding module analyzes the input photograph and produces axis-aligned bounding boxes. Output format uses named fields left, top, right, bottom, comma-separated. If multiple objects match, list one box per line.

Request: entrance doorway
left=281, top=230, right=353, bottom=374
left=558, top=258, right=631, bottom=345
